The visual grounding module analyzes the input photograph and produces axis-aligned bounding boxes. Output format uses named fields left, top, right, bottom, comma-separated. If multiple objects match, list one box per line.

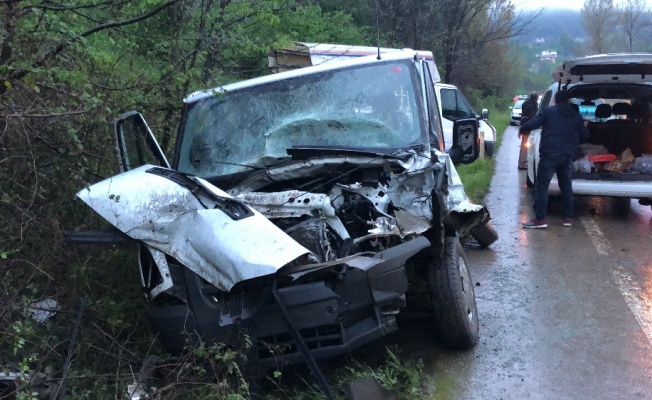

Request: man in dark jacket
left=519, top=90, right=589, bottom=229
left=518, top=92, right=539, bottom=169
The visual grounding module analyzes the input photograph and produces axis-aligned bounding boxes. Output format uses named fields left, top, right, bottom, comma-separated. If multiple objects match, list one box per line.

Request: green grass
left=457, top=105, right=509, bottom=203
left=262, top=347, right=427, bottom=399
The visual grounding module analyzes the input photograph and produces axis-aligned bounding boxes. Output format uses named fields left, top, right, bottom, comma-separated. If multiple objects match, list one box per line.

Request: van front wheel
left=427, top=236, right=479, bottom=349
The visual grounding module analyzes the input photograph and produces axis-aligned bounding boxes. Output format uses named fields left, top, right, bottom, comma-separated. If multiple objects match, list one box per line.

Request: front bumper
left=148, top=237, right=429, bottom=368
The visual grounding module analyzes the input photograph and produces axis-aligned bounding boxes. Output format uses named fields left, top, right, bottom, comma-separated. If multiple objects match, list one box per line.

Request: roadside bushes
left=464, top=87, right=513, bottom=114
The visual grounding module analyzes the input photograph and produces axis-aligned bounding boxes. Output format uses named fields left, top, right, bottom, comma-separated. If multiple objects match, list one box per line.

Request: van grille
left=257, top=324, right=343, bottom=359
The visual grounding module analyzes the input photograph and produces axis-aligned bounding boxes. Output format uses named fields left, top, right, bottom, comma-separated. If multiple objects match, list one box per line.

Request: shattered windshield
left=177, top=59, right=425, bottom=177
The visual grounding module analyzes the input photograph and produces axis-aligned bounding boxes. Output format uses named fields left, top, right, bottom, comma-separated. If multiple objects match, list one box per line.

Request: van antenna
left=375, top=3, right=381, bottom=60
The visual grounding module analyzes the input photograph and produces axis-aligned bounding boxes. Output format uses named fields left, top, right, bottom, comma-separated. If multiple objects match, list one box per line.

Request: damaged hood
left=77, top=151, right=485, bottom=292
left=77, top=165, right=312, bottom=291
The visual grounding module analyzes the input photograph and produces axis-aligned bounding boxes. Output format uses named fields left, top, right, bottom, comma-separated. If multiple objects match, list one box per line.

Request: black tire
left=509, top=121, right=515, bottom=126
left=526, top=173, right=534, bottom=188
left=427, top=236, right=479, bottom=349
left=484, top=142, right=494, bottom=158
left=470, top=222, right=498, bottom=248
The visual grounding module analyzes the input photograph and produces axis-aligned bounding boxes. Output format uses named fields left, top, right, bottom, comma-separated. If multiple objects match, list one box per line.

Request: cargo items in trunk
left=574, top=145, right=652, bottom=174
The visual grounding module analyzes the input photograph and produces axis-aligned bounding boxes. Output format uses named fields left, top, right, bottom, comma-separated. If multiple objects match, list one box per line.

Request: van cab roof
left=184, top=50, right=423, bottom=103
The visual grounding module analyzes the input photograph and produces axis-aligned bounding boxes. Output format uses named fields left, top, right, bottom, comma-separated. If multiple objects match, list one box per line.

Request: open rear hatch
left=553, top=53, right=652, bottom=85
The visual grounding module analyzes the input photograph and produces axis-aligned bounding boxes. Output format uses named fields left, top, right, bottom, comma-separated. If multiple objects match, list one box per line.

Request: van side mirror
left=449, top=118, right=479, bottom=164
left=481, top=108, right=489, bottom=120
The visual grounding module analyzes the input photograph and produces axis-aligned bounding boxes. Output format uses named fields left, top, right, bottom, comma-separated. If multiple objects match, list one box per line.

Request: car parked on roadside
left=67, top=51, right=498, bottom=387
left=526, top=53, right=652, bottom=207
left=510, top=99, right=525, bottom=125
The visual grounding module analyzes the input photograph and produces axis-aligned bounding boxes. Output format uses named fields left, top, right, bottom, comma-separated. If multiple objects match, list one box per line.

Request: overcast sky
left=516, top=0, right=585, bottom=10
left=516, top=0, right=652, bottom=11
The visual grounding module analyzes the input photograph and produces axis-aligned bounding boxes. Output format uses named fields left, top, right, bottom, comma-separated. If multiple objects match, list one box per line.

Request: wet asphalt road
left=390, top=126, right=652, bottom=399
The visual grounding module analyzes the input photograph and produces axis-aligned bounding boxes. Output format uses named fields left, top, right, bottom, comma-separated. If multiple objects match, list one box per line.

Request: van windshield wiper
left=191, top=159, right=266, bottom=171
left=286, top=146, right=413, bottom=160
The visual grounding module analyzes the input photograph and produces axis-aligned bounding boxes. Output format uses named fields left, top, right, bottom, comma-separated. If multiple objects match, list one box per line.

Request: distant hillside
left=509, top=10, right=588, bottom=92
left=513, top=9, right=586, bottom=47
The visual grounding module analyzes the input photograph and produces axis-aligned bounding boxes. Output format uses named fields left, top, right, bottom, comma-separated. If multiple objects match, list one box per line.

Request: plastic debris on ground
left=124, top=382, right=148, bottom=400
left=28, top=299, right=60, bottom=322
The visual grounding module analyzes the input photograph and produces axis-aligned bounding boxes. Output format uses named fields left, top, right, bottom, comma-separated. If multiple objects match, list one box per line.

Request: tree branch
left=5, top=0, right=178, bottom=83
left=26, top=0, right=125, bottom=12
left=3, top=110, right=91, bottom=118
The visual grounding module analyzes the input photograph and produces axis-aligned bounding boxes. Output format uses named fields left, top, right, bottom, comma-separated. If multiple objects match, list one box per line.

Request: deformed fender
left=431, top=151, right=491, bottom=239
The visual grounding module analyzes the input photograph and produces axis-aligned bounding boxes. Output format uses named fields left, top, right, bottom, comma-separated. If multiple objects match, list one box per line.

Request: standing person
left=517, top=92, right=539, bottom=169
left=519, top=90, right=589, bottom=229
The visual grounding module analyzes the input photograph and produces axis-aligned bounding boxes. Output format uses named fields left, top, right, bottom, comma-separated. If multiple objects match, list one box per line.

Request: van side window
left=440, top=88, right=475, bottom=120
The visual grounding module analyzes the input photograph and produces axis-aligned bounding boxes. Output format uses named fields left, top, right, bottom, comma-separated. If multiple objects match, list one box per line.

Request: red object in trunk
left=588, top=154, right=617, bottom=163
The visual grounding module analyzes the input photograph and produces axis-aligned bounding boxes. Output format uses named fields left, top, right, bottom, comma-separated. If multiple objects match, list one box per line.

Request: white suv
left=526, top=53, right=652, bottom=205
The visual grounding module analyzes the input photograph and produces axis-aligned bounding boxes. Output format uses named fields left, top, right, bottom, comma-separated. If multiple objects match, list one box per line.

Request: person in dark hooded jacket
left=518, top=92, right=539, bottom=169
left=519, top=90, right=589, bottom=229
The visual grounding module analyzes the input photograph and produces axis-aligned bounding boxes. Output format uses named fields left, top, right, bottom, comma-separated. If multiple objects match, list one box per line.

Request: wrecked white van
left=68, top=51, right=497, bottom=379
